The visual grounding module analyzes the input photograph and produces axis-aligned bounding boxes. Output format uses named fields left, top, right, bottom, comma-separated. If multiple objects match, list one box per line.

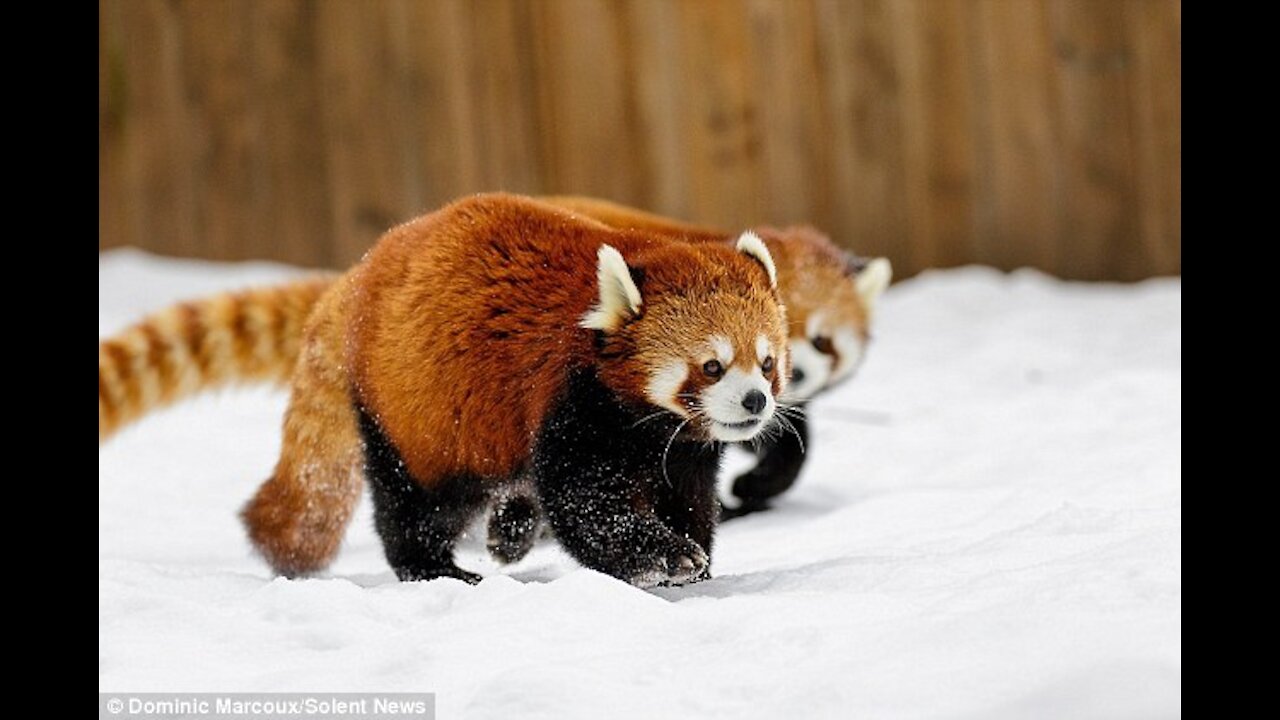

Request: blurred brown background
left=98, top=0, right=1180, bottom=281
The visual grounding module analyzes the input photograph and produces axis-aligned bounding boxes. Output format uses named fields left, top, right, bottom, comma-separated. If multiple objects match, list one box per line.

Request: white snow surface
left=99, top=249, right=1181, bottom=719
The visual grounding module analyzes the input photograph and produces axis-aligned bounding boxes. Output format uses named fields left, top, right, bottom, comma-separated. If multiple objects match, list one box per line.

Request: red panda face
left=636, top=294, right=788, bottom=443
left=780, top=264, right=868, bottom=403
left=583, top=236, right=790, bottom=443
left=759, top=228, right=892, bottom=403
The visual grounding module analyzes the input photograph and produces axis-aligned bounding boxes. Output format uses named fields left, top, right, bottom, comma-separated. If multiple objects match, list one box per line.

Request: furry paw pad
left=629, top=541, right=710, bottom=588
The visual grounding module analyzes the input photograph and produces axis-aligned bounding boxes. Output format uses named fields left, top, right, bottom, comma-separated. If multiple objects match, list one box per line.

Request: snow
left=99, top=249, right=1181, bottom=719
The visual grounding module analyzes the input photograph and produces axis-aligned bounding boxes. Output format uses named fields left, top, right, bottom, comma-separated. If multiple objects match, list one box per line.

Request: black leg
left=653, top=450, right=721, bottom=571
left=357, top=405, right=488, bottom=583
left=533, top=369, right=723, bottom=587
left=724, top=408, right=810, bottom=520
left=538, top=466, right=709, bottom=588
left=487, top=491, right=542, bottom=565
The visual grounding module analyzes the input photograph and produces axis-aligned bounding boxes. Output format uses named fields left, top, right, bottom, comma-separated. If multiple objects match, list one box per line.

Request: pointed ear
left=736, top=231, right=777, bottom=289
left=580, top=244, right=643, bottom=331
left=855, top=257, right=892, bottom=309
left=843, top=253, right=870, bottom=276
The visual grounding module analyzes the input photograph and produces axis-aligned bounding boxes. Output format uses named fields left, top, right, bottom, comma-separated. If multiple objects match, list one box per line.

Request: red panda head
left=582, top=233, right=790, bottom=443
left=756, top=227, right=892, bottom=402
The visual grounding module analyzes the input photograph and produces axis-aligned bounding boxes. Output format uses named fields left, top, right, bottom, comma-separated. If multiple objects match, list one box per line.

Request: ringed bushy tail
left=98, top=275, right=338, bottom=443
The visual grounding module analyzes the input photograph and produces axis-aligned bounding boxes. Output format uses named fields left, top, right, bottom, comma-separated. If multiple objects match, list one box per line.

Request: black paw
left=628, top=539, right=710, bottom=588
left=731, top=469, right=791, bottom=503
left=487, top=495, right=543, bottom=564
left=395, top=564, right=483, bottom=584
left=719, top=497, right=771, bottom=522
left=487, top=536, right=535, bottom=565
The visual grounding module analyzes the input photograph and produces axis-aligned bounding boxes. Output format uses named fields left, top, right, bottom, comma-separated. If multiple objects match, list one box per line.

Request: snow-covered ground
left=99, top=250, right=1181, bottom=719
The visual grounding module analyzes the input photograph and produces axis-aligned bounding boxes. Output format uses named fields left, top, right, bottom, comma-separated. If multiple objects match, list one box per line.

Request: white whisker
left=662, top=418, right=691, bottom=488
left=630, top=410, right=671, bottom=429
left=776, top=402, right=807, bottom=418
left=773, top=412, right=806, bottom=455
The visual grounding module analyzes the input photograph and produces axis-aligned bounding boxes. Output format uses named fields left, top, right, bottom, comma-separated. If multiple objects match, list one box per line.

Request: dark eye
left=812, top=336, right=834, bottom=355
left=702, top=359, right=724, bottom=378
left=761, top=356, right=775, bottom=374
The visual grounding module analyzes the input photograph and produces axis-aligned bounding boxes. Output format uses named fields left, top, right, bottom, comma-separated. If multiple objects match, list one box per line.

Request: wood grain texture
left=98, top=0, right=1181, bottom=280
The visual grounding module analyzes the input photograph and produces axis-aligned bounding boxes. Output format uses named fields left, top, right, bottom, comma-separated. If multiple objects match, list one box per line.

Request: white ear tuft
left=736, top=231, right=777, bottom=288
left=855, top=257, right=892, bottom=309
left=580, top=244, right=643, bottom=331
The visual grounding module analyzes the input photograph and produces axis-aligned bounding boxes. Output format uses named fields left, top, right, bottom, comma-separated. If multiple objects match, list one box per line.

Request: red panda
left=483, top=197, right=892, bottom=563
left=101, top=194, right=789, bottom=587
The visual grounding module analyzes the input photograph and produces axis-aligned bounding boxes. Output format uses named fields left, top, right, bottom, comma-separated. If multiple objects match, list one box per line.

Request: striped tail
left=98, top=275, right=338, bottom=443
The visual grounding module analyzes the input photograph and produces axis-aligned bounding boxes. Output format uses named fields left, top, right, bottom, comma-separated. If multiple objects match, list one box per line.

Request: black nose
left=741, top=389, right=768, bottom=415
left=791, top=367, right=806, bottom=384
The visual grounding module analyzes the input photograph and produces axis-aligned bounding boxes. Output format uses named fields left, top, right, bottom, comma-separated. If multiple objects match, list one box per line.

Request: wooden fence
left=99, top=0, right=1181, bottom=280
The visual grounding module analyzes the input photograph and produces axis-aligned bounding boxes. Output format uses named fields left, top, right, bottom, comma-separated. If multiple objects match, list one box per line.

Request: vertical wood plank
left=529, top=0, right=637, bottom=201
left=250, top=0, right=332, bottom=268
left=972, top=0, right=1061, bottom=272
left=742, top=0, right=827, bottom=228
left=893, top=0, right=978, bottom=270
left=677, top=0, right=762, bottom=229
left=467, top=0, right=543, bottom=193
left=812, top=0, right=909, bottom=260
left=1125, top=0, right=1181, bottom=277
left=178, top=0, right=261, bottom=262
left=395, top=0, right=483, bottom=210
left=621, top=0, right=695, bottom=219
left=315, top=0, right=415, bottom=266
left=100, top=0, right=118, bottom=250
left=1049, top=0, right=1140, bottom=280
left=101, top=0, right=198, bottom=258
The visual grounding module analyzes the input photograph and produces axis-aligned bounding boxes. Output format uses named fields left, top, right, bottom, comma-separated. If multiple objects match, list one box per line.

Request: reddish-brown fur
left=542, top=196, right=872, bottom=347
left=243, top=193, right=786, bottom=574
left=348, top=195, right=783, bottom=485
left=541, top=195, right=729, bottom=240
left=241, top=275, right=364, bottom=575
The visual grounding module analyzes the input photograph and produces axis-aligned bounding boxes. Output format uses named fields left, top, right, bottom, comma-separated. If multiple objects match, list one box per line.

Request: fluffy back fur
left=347, top=194, right=787, bottom=485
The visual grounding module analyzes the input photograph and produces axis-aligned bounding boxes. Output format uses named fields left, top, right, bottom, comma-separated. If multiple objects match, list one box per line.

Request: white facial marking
left=756, top=334, right=770, bottom=364
left=710, top=335, right=734, bottom=366
left=782, top=338, right=832, bottom=403
left=830, top=328, right=866, bottom=382
left=805, top=312, right=826, bottom=340
left=701, top=366, right=775, bottom=442
left=646, top=360, right=689, bottom=417
left=801, top=310, right=868, bottom=390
